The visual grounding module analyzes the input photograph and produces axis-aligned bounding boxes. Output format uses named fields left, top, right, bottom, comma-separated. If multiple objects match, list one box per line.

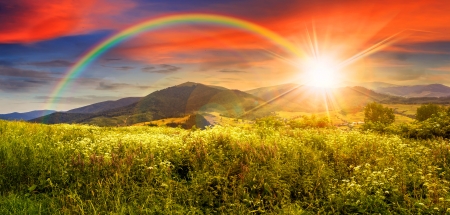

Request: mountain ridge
left=376, top=83, right=450, bottom=98
left=0, top=110, right=56, bottom=121
left=66, top=97, right=142, bottom=114
left=31, top=82, right=265, bottom=125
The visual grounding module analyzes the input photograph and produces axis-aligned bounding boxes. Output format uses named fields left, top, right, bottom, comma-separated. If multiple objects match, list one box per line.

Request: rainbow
left=46, top=13, right=304, bottom=110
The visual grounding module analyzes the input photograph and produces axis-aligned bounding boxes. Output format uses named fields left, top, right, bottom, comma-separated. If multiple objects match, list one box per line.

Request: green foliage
left=402, top=112, right=450, bottom=139
left=361, top=121, right=389, bottom=133
left=166, top=114, right=210, bottom=129
left=255, top=115, right=285, bottom=128
left=288, top=115, right=331, bottom=129
left=416, top=103, right=444, bottom=122
left=2, top=120, right=450, bottom=213
left=372, top=107, right=450, bottom=139
left=255, top=115, right=332, bottom=133
left=364, top=102, right=395, bottom=125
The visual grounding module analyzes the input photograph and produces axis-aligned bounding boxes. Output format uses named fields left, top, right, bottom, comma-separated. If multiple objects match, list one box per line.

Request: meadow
left=1, top=119, right=450, bottom=214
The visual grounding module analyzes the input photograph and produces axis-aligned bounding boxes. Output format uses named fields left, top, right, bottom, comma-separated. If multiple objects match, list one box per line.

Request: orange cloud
left=0, top=0, right=135, bottom=43
left=95, top=0, right=449, bottom=68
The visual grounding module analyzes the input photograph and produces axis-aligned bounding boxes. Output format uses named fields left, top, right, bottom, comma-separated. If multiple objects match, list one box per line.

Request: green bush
left=416, top=103, right=443, bottom=122
left=288, top=115, right=331, bottom=129
left=376, top=109, right=450, bottom=139
left=364, top=102, right=395, bottom=125
left=255, top=115, right=285, bottom=128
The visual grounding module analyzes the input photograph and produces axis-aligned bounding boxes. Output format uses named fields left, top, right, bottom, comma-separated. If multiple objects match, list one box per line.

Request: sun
left=302, top=57, right=340, bottom=88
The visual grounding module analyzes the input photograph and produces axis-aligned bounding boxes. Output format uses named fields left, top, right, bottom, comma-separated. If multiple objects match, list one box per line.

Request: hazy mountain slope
left=29, top=112, right=94, bottom=124
left=0, top=110, right=56, bottom=121
left=352, top=82, right=398, bottom=90
left=128, top=83, right=264, bottom=118
left=245, top=83, right=300, bottom=101
left=376, top=84, right=450, bottom=97
left=32, top=82, right=265, bottom=125
left=30, top=82, right=450, bottom=125
left=245, top=84, right=395, bottom=114
left=66, top=97, right=142, bottom=113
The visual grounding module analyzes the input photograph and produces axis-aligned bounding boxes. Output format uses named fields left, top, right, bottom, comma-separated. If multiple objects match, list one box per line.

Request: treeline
left=254, top=102, right=450, bottom=140
left=362, top=102, right=450, bottom=139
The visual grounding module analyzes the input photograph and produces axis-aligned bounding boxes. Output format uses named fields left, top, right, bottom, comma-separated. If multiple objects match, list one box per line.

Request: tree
left=416, top=103, right=442, bottom=122
left=364, top=102, right=395, bottom=125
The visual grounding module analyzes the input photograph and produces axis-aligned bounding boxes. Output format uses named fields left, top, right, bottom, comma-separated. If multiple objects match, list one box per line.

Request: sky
left=1, top=0, right=450, bottom=113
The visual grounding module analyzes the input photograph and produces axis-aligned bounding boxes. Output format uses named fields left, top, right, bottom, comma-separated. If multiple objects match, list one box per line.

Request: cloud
left=141, top=66, right=155, bottom=72
left=0, top=65, right=53, bottom=79
left=390, top=41, right=450, bottom=54
left=141, top=64, right=181, bottom=74
left=0, top=60, right=14, bottom=66
left=102, top=65, right=135, bottom=71
left=221, top=78, right=239, bottom=81
left=105, top=58, right=121, bottom=61
left=0, top=0, right=135, bottom=43
left=0, top=78, right=48, bottom=92
left=0, top=65, right=55, bottom=92
left=107, top=0, right=450, bottom=70
left=96, top=81, right=152, bottom=90
left=382, top=68, right=426, bottom=81
left=430, top=66, right=450, bottom=72
left=26, top=60, right=73, bottom=67
left=218, top=69, right=247, bottom=73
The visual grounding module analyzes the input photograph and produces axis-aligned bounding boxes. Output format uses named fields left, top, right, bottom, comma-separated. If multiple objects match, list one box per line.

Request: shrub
left=416, top=103, right=444, bottom=122
left=288, top=115, right=331, bottom=129
left=363, top=102, right=395, bottom=125
left=255, top=115, right=285, bottom=128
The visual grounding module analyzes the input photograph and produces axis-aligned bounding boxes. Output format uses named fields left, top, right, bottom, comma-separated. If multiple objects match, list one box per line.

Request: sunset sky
left=1, top=0, right=450, bottom=113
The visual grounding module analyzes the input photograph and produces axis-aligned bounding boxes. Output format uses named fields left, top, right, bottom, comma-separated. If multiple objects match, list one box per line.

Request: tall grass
left=1, top=120, right=450, bottom=214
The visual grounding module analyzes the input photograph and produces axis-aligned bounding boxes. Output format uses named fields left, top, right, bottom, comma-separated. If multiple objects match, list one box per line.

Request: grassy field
left=277, top=108, right=415, bottom=126
left=385, top=104, right=421, bottom=116
left=134, top=115, right=191, bottom=126
left=1, top=119, right=450, bottom=214
left=134, top=112, right=253, bottom=128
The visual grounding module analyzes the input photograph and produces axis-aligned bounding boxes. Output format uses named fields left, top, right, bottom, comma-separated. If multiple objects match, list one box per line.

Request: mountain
left=375, top=84, right=450, bottom=98
left=0, top=110, right=56, bottom=121
left=66, top=97, right=141, bottom=114
left=354, top=82, right=399, bottom=90
left=31, top=82, right=265, bottom=125
left=245, top=83, right=300, bottom=101
left=245, top=84, right=396, bottom=114
left=32, top=82, right=450, bottom=126
left=177, top=81, right=228, bottom=90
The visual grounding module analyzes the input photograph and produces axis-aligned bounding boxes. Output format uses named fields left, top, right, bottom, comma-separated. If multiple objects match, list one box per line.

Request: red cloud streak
left=2, top=0, right=449, bottom=61
left=0, top=0, right=134, bottom=43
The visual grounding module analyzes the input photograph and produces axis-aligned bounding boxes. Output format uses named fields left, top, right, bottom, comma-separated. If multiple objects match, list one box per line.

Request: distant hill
left=376, top=84, right=450, bottom=98
left=30, top=112, right=94, bottom=124
left=0, top=110, right=56, bottom=121
left=351, top=82, right=399, bottom=90
left=245, top=83, right=300, bottom=101
left=245, top=84, right=395, bottom=115
left=31, top=82, right=450, bottom=126
left=67, top=97, right=141, bottom=113
left=32, top=82, right=265, bottom=126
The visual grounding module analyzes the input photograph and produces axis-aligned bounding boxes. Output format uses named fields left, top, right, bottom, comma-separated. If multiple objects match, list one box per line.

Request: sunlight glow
left=303, top=57, right=340, bottom=88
